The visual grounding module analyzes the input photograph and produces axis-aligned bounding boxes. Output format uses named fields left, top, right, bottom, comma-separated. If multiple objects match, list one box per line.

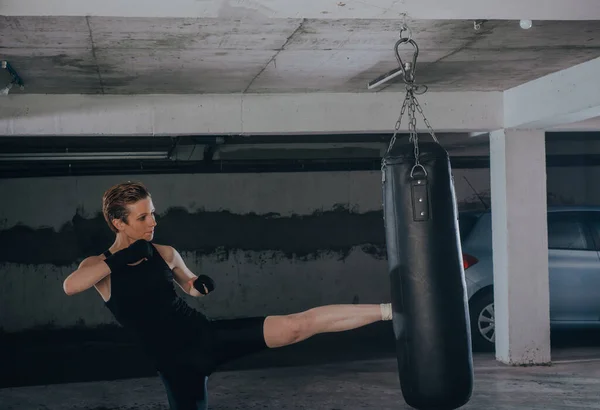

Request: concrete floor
left=2, top=324, right=600, bottom=409
left=2, top=348, right=600, bottom=410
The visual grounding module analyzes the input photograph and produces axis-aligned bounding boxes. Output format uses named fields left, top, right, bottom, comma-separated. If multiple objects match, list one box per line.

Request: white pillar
left=489, top=129, right=551, bottom=365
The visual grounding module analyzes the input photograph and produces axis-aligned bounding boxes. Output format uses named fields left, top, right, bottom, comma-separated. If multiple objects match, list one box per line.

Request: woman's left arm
left=154, top=244, right=208, bottom=297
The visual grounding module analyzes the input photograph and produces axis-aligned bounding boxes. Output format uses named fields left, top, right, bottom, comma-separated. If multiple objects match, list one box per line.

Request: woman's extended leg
left=263, top=303, right=392, bottom=348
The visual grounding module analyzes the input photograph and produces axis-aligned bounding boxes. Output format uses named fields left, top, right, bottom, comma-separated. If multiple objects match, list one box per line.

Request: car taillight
left=463, top=253, right=478, bottom=270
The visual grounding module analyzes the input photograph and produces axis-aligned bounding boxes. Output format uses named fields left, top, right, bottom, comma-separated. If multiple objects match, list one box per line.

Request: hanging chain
left=408, top=90, right=419, bottom=168
left=386, top=92, right=410, bottom=154
left=412, top=92, right=438, bottom=145
left=384, top=26, right=439, bottom=173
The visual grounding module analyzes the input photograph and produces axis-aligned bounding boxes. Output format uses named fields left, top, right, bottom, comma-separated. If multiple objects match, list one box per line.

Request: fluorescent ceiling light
left=0, top=152, right=170, bottom=161
left=367, top=67, right=404, bottom=90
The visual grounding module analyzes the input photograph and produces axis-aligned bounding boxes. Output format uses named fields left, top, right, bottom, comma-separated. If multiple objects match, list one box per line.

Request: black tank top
left=103, top=244, right=211, bottom=351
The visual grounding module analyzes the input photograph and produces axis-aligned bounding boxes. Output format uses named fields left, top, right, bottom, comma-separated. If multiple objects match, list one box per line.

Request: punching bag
left=382, top=140, right=473, bottom=409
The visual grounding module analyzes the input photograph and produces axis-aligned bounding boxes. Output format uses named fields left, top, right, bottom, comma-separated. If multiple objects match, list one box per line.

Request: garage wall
left=0, top=169, right=493, bottom=333
left=0, top=164, right=591, bottom=333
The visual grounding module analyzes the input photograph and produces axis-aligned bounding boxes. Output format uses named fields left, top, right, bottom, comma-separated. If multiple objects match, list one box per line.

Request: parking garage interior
left=2, top=2, right=600, bottom=409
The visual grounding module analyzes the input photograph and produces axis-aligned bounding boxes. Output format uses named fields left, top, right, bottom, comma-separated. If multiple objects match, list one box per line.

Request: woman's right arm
left=63, top=256, right=111, bottom=296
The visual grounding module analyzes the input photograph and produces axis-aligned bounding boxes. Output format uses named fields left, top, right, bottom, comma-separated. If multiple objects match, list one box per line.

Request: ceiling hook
left=395, top=36, right=419, bottom=84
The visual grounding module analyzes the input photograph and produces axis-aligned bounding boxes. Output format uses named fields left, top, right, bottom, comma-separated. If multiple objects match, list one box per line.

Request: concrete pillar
left=489, top=129, right=551, bottom=365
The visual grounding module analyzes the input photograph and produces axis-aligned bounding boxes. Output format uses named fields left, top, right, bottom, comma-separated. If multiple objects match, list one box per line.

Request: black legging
left=155, top=316, right=268, bottom=409
left=159, top=369, right=209, bottom=410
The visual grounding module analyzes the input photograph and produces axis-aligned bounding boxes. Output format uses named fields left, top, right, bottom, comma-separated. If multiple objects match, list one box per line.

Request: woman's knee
left=264, top=313, right=309, bottom=348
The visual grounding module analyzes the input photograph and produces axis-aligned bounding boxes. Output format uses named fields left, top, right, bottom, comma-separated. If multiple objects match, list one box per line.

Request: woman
left=63, top=181, right=392, bottom=410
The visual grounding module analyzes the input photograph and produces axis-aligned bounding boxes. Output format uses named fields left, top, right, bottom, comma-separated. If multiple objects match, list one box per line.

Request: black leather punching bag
left=382, top=140, right=473, bottom=410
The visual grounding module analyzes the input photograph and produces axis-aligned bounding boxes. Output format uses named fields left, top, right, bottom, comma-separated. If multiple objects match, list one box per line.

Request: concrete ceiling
left=2, top=16, right=600, bottom=95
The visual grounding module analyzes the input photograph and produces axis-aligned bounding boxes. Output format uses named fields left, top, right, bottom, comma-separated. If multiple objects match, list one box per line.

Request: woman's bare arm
left=63, top=256, right=111, bottom=296
left=155, top=244, right=206, bottom=297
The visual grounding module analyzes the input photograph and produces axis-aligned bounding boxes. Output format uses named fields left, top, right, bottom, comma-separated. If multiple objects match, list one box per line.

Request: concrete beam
left=0, top=91, right=503, bottom=136
left=504, top=57, right=600, bottom=130
left=2, top=0, right=599, bottom=20
left=547, top=116, right=600, bottom=132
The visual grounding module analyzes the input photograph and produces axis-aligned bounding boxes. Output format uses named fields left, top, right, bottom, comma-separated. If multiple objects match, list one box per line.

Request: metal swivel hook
left=395, top=28, right=419, bottom=85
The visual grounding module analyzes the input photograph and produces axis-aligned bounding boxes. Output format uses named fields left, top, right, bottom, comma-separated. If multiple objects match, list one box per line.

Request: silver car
left=461, top=206, right=600, bottom=351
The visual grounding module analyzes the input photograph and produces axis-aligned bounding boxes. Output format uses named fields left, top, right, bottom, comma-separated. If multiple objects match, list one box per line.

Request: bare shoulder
left=153, top=243, right=177, bottom=266
left=153, top=243, right=175, bottom=256
left=79, top=254, right=105, bottom=269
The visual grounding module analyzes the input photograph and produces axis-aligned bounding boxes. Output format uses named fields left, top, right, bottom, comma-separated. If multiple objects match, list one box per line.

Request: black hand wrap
left=104, top=240, right=153, bottom=273
left=193, top=275, right=216, bottom=295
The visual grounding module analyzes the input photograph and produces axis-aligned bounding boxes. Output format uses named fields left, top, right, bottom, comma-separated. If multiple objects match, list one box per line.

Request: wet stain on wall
left=0, top=207, right=387, bottom=266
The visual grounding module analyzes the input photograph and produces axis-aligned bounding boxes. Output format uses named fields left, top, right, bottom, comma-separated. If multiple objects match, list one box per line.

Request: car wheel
left=469, top=290, right=495, bottom=352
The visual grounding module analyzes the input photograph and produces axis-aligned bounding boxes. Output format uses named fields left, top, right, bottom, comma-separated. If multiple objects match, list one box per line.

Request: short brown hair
left=102, top=181, right=151, bottom=233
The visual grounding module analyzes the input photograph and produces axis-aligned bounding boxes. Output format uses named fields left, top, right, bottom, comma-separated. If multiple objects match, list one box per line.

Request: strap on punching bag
left=411, top=166, right=429, bottom=222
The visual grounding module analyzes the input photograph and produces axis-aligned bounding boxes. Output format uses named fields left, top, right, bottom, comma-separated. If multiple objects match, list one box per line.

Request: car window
left=458, top=212, right=481, bottom=241
left=582, top=211, right=600, bottom=251
left=547, top=214, right=591, bottom=251
left=461, top=213, right=492, bottom=250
